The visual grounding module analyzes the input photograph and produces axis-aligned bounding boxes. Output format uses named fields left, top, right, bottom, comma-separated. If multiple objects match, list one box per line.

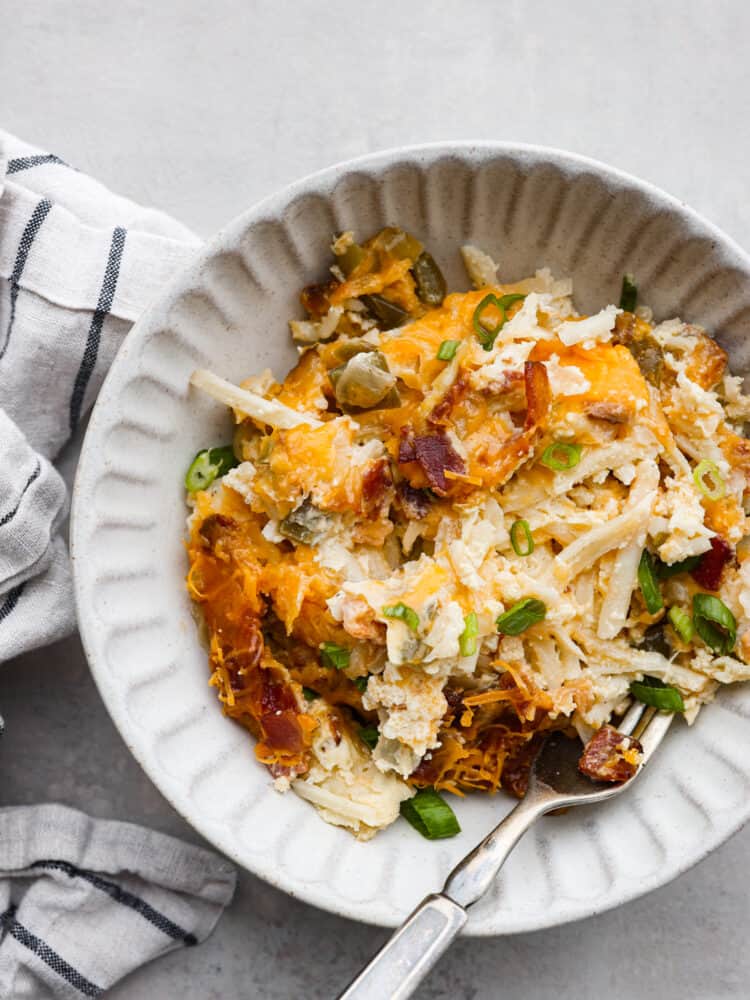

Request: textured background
left=2, top=1, right=750, bottom=997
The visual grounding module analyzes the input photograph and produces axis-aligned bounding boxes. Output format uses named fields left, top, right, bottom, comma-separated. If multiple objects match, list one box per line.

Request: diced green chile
left=337, top=242, right=365, bottom=276
left=331, top=351, right=398, bottom=409
left=361, top=294, right=410, bottom=330
left=185, top=445, right=238, bottom=492
left=412, top=251, right=447, bottom=307
left=278, top=499, right=329, bottom=545
left=626, top=336, right=664, bottom=386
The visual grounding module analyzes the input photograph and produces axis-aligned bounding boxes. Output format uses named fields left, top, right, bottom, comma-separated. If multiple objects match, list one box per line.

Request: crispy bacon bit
left=481, top=369, right=526, bottom=409
left=585, top=401, right=631, bottom=424
left=501, top=733, right=545, bottom=798
left=397, top=482, right=432, bottom=519
left=684, top=326, right=728, bottom=389
left=428, top=374, right=468, bottom=426
left=578, top=725, right=642, bottom=783
left=523, top=360, right=551, bottom=429
left=261, top=710, right=308, bottom=754
left=300, top=280, right=339, bottom=319
left=199, top=513, right=236, bottom=550
left=398, top=431, right=466, bottom=494
left=361, top=458, right=393, bottom=517
left=260, top=676, right=298, bottom=715
left=690, top=536, right=733, bottom=591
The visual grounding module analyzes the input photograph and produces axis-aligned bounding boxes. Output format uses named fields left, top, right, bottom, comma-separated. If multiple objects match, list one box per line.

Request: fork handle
left=337, top=893, right=467, bottom=1000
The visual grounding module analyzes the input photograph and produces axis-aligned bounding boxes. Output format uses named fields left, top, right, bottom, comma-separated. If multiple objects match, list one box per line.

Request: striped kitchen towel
left=0, top=804, right=236, bottom=998
left=0, top=130, right=201, bottom=664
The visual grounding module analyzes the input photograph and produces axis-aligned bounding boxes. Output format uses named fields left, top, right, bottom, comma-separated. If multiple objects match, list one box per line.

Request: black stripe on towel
left=30, top=860, right=198, bottom=946
left=0, top=905, right=102, bottom=997
left=68, top=226, right=126, bottom=433
left=0, top=460, right=41, bottom=527
left=0, top=583, right=26, bottom=624
left=7, top=154, right=69, bottom=174
left=0, top=197, right=53, bottom=362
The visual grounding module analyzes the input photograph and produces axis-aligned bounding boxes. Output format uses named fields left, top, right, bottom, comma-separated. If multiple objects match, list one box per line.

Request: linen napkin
left=0, top=804, right=236, bottom=998
left=0, top=129, right=201, bottom=663
left=0, top=132, right=238, bottom=995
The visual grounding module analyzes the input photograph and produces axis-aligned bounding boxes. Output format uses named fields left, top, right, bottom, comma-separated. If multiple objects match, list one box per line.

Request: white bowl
left=72, top=142, right=750, bottom=933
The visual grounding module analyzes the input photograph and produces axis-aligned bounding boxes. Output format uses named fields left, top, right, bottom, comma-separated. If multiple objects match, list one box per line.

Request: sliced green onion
left=630, top=676, right=685, bottom=713
left=638, top=550, right=663, bottom=614
left=353, top=676, right=369, bottom=693
left=655, top=554, right=702, bottom=579
left=382, top=602, right=420, bottom=632
left=692, top=593, right=736, bottom=654
left=619, top=273, right=638, bottom=312
left=459, top=612, right=479, bottom=657
left=358, top=726, right=379, bottom=750
left=185, top=445, right=238, bottom=492
left=510, top=519, right=534, bottom=556
left=320, top=642, right=351, bottom=670
left=302, top=687, right=319, bottom=702
left=668, top=606, right=695, bottom=643
left=436, top=339, right=461, bottom=361
left=496, top=598, right=547, bottom=636
left=540, top=442, right=582, bottom=472
left=400, top=788, right=461, bottom=840
left=693, top=459, right=726, bottom=501
left=472, top=293, right=525, bottom=351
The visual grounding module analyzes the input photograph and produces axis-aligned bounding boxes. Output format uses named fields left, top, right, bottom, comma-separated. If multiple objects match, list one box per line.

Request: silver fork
left=338, top=702, right=673, bottom=1000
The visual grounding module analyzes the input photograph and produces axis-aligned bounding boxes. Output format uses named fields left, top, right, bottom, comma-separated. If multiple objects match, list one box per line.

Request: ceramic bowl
left=71, top=143, right=750, bottom=933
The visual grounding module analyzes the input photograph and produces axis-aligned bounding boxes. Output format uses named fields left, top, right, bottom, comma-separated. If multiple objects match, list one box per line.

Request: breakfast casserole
left=183, top=227, right=750, bottom=840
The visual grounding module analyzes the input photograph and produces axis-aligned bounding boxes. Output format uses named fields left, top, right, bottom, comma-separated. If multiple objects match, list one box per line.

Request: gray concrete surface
left=2, top=1, right=750, bottom=996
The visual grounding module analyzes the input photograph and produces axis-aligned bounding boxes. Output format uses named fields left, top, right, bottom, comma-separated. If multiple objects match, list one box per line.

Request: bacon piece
left=690, top=536, right=733, bottom=591
left=199, top=513, right=237, bottom=550
left=585, top=401, right=631, bottom=424
left=361, top=458, right=393, bottom=518
left=523, top=360, right=551, bottom=429
left=684, top=326, right=727, bottom=389
left=396, top=482, right=432, bottom=519
left=261, top=710, right=308, bottom=754
left=578, top=725, right=642, bottom=783
left=300, top=279, right=339, bottom=319
left=428, top=374, right=468, bottom=425
left=398, top=431, right=466, bottom=495
left=481, top=369, right=526, bottom=409
left=501, top=733, right=545, bottom=798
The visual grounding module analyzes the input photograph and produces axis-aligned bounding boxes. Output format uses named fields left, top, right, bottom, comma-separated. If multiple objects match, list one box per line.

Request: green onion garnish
left=510, top=518, right=534, bottom=556
left=638, top=550, right=663, bottom=615
left=185, top=445, right=238, bottom=493
left=302, top=687, right=319, bottom=702
left=472, top=293, right=525, bottom=351
left=693, top=459, right=726, bottom=501
left=692, top=593, right=736, bottom=654
left=540, top=442, right=582, bottom=472
left=320, top=642, right=351, bottom=670
left=619, top=273, right=638, bottom=312
left=382, top=602, right=420, bottom=632
left=400, top=788, right=461, bottom=840
left=436, top=339, right=461, bottom=361
left=353, top=676, right=369, bottom=693
left=459, top=612, right=479, bottom=657
left=655, top=554, right=702, bottom=579
left=630, top=676, right=685, bottom=713
left=496, top=598, right=547, bottom=636
left=358, top=726, right=379, bottom=750
left=668, top=606, right=695, bottom=643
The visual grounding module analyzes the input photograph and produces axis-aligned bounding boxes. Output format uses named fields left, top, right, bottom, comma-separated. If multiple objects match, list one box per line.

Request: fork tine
left=633, top=707, right=675, bottom=764
left=617, top=698, right=648, bottom=736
